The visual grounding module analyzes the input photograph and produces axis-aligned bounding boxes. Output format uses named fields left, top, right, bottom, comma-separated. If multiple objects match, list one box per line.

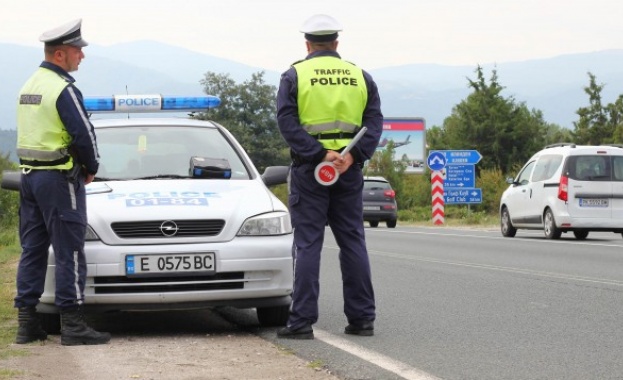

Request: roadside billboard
left=377, top=117, right=426, bottom=173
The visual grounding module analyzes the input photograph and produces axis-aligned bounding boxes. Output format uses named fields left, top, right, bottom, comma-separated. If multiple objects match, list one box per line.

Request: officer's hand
left=324, top=150, right=342, bottom=162
left=333, top=152, right=353, bottom=174
left=85, top=173, right=95, bottom=185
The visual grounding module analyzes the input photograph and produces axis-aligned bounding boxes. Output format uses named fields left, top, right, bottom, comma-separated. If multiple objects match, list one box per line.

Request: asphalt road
left=243, top=226, right=623, bottom=380
left=10, top=225, right=621, bottom=380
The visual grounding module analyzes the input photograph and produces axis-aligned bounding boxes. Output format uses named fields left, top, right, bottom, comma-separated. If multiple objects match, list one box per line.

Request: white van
left=499, top=143, right=623, bottom=239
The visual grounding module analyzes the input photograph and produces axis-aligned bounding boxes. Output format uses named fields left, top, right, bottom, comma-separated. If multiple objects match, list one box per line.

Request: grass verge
left=0, top=242, right=30, bottom=378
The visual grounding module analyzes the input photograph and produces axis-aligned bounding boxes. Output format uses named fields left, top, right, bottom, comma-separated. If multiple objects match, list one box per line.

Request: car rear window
left=364, top=181, right=391, bottom=191
left=566, top=155, right=614, bottom=181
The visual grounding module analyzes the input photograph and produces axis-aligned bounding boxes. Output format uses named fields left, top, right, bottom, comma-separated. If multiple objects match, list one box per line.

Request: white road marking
left=366, top=249, right=623, bottom=287
left=314, top=329, right=442, bottom=380
left=366, top=227, right=623, bottom=249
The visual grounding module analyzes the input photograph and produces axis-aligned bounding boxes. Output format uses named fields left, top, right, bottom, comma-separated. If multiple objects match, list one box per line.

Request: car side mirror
left=1, top=170, right=21, bottom=191
left=261, top=166, right=290, bottom=187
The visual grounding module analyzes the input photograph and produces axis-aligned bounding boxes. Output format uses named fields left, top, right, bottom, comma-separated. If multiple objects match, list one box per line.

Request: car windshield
left=94, top=125, right=251, bottom=180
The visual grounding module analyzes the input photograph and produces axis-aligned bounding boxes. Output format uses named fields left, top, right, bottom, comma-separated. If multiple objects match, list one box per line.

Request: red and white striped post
left=431, top=170, right=445, bottom=225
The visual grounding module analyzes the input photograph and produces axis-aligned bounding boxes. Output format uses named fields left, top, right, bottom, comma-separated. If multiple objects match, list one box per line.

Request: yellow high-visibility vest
left=17, top=67, right=73, bottom=170
left=294, top=56, right=368, bottom=150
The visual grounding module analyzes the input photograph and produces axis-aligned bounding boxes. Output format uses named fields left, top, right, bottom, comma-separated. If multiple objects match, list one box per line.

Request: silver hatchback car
left=362, top=176, right=398, bottom=228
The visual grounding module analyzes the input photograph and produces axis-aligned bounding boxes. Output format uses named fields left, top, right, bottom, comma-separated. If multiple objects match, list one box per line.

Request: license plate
left=579, top=198, right=609, bottom=207
left=363, top=206, right=380, bottom=211
left=126, top=253, right=215, bottom=275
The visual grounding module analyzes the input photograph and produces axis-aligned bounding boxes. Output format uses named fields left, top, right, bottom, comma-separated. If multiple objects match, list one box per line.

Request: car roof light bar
left=84, top=94, right=221, bottom=113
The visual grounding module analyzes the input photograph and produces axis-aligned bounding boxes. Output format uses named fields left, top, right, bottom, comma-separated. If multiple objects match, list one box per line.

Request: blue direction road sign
left=446, top=150, right=482, bottom=165
left=444, top=164, right=475, bottom=188
left=444, top=188, right=482, bottom=204
left=432, top=150, right=482, bottom=165
left=427, top=151, right=446, bottom=171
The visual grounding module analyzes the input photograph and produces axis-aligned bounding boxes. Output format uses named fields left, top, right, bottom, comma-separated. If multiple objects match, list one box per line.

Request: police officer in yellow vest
left=14, top=19, right=110, bottom=346
left=276, top=14, right=383, bottom=339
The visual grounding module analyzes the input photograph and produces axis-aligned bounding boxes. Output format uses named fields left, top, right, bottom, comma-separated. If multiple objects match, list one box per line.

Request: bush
left=476, top=167, right=508, bottom=214
left=0, top=155, right=19, bottom=247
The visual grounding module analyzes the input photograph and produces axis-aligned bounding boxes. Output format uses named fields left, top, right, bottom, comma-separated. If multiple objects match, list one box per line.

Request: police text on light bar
left=84, top=94, right=221, bottom=113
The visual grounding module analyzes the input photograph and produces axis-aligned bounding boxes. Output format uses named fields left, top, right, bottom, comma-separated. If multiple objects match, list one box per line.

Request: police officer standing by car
left=14, top=19, right=110, bottom=346
left=276, top=14, right=383, bottom=339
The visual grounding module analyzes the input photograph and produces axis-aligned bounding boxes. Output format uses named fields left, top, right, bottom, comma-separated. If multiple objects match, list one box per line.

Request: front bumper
left=39, top=234, right=293, bottom=313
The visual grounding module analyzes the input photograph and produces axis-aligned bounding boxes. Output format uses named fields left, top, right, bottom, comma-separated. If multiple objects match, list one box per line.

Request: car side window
left=532, top=154, right=563, bottom=182
left=613, top=157, right=623, bottom=181
left=516, top=161, right=536, bottom=186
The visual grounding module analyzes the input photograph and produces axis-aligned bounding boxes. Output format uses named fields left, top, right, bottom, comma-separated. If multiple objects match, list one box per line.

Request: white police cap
left=300, top=14, right=342, bottom=42
left=39, top=19, right=88, bottom=48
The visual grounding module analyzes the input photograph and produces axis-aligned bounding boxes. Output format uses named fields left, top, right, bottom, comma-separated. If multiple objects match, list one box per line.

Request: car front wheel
left=543, top=209, right=562, bottom=239
left=500, top=207, right=517, bottom=237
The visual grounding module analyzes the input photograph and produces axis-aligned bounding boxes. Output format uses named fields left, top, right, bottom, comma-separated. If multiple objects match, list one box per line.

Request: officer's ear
left=46, top=46, right=66, bottom=62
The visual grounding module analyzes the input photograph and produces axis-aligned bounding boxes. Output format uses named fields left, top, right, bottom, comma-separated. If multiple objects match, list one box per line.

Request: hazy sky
left=1, top=0, right=621, bottom=71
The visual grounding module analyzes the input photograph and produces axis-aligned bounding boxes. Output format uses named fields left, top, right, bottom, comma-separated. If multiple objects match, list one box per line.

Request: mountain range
left=2, top=41, right=623, bottom=133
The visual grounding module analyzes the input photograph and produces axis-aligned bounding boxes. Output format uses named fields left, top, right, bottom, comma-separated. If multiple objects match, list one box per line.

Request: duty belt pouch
left=190, top=157, right=232, bottom=179
left=66, top=164, right=82, bottom=183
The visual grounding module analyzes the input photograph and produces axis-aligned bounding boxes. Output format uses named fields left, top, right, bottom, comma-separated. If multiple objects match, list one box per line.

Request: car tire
left=543, top=209, right=562, bottom=239
left=387, top=220, right=397, bottom=228
left=39, top=312, right=61, bottom=334
left=500, top=207, right=517, bottom=237
left=573, top=230, right=589, bottom=240
left=369, top=221, right=379, bottom=228
left=256, top=305, right=289, bottom=327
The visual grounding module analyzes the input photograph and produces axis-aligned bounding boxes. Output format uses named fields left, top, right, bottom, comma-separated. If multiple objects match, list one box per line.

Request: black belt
left=311, top=132, right=356, bottom=140
left=291, top=151, right=315, bottom=166
left=19, top=156, right=70, bottom=167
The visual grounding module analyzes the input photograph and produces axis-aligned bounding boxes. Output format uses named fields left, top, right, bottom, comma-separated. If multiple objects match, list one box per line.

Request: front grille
left=111, top=219, right=225, bottom=238
left=93, top=272, right=245, bottom=294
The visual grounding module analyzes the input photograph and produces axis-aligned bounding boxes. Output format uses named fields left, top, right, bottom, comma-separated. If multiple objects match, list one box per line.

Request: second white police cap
left=300, top=14, right=342, bottom=42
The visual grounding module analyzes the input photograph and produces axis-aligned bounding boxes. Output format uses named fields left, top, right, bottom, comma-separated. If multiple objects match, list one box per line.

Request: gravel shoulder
left=0, top=310, right=339, bottom=380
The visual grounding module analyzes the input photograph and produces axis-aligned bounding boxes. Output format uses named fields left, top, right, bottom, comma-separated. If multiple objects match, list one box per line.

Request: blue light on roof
left=84, top=97, right=115, bottom=112
left=84, top=94, right=221, bottom=113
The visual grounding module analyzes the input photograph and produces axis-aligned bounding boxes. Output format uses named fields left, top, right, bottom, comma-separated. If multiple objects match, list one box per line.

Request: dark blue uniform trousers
left=14, top=169, right=88, bottom=310
left=287, top=162, right=376, bottom=329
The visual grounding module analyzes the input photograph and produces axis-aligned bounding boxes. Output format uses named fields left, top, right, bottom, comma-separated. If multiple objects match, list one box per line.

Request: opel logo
left=160, top=220, right=179, bottom=237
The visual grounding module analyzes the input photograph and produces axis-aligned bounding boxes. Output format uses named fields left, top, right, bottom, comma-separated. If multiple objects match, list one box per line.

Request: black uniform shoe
left=277, top=324, right=314, bottom=340
left=60, top=307, right=111, bottom=346
left=345, top=321, right=374, bottom=336
left=15, top=307, right=48, bottom=344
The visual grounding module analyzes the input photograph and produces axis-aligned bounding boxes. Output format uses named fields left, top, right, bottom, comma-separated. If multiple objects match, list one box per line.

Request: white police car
left=3, top=94, right=294, bottom=332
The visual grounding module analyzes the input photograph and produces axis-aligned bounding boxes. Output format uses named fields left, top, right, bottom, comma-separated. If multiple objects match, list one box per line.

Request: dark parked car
left=362, top=176, right=397, bottom=228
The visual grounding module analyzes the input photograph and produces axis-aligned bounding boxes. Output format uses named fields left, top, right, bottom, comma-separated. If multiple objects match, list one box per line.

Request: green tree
left=195, top=71, right=290, bottom=171
left=429, top=66, right=553, bottom=173
left=574, top=72, right=623, bottom=145
left=364, top=142, right=406, bottom=206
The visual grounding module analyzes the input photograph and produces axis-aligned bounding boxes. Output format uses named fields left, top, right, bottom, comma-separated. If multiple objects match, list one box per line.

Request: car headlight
left=238, top=212, right=292, bottom=236
left=85, top=225, right=100, bottom=241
